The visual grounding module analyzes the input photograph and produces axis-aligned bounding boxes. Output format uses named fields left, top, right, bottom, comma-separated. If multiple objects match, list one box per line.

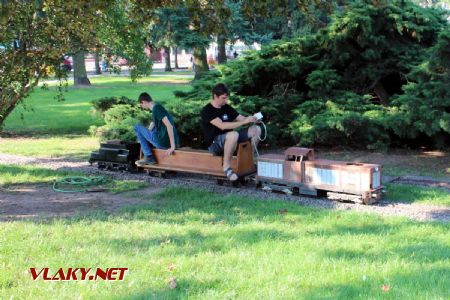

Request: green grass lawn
left=3, top=75, right=190, bottom=135
left=385, top=184, right=450, bottom=206
left=1, top=160, right=449, bottom=207
left=0, top=136, right=99, bottom=160
left=0, top=164, right=85, bottom=186
left=0, top=164, right=147, bottom=193
left=1, top=187, right=449, bottom=299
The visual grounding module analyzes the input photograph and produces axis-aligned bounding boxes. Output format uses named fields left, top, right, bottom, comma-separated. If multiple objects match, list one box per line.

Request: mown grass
left=3, top=75, right=190, bottom=135
left=0, top=136, right=99, bottom=160
left=1, top=162, right=448, bottom=207
left=0, top=164, right=147, bottom=193
left=1, top=187, right=449, bottom=299
left=0, top=164, right=85, bottom=186
left=385, top=183, right=450, bottom=206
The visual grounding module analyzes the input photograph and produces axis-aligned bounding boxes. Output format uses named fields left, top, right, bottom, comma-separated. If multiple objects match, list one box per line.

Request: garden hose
left=253, top=121, right=267, bottom=157
left=52, top=176, right=107, bottom=193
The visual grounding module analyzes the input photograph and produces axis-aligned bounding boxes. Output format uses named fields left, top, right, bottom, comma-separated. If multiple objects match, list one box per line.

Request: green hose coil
left=52, top=176, right=107, bottom=193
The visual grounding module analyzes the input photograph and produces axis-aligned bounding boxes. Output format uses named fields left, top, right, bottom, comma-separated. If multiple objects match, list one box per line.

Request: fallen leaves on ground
left=168, top=277, right=177, bottom=289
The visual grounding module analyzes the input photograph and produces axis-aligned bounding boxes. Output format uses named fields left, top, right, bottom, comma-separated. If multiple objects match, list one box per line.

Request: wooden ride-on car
left=139, top=141, right=256, bottom=181
left=257, top=147, right=383, bottom=204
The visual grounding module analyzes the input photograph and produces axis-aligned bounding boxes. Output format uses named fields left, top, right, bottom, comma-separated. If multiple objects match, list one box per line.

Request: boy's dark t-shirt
left=152, top=103, right=179, bottom=148
left=201, top=103, right=239, bottom=145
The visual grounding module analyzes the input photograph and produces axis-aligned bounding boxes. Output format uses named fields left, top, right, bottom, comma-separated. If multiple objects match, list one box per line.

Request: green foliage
left=89, top=104, right=148, bottom=142
left=90, top=96, right=137, bottom=114
left=175, top=0, right=449, bottom=149
left=97, top=0, right=153, bottom=80
left=0, top=0, right=109, bottom=127
left=290, top=93, right=390, bottom=150
left=166, top=99, right=206, bottom=147
left=388, top=28, right=450, bottom=148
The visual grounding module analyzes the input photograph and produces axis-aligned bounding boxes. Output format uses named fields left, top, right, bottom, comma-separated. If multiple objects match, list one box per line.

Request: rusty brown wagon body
left=256, top=147, right=382, bottom=204
left=139, top=141, right=256, bottom=179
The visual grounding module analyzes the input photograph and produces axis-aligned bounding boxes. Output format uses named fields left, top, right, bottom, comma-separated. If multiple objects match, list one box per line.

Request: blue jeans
left=134, top=124, right=163, bottom=157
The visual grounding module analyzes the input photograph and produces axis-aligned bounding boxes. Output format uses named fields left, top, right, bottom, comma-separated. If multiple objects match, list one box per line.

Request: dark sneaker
left=136, top=156, right=156, bottom=166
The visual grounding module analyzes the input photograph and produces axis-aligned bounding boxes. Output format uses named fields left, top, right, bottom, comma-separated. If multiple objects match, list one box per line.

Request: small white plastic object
left=254, top=112, right=263, bottom=120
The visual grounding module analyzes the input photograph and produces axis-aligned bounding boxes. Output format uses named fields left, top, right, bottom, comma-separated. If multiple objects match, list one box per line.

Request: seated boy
left=201, top=83, right=261, bottom=181
left=134, top=92, right=179, bottom=165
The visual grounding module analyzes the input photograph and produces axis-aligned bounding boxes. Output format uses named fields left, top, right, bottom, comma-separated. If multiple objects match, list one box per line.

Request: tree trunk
left=374, top=81, right=389, bottom=106
left=164, top=46, right=172, bottom=72
left=0, top=68, right=45, bottom=128
left=193, top=46, right=209, bottom=80
left=73, top=51, right=91, bottom=86
left=217, top=35, right=227, bottom=64
left=94, top=50, right=102, bottom=75
left=174, top=46, right=179, bottom=69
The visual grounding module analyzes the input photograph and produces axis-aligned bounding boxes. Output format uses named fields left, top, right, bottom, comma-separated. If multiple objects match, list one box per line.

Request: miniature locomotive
left=89, top=141, right=382, bottom=204
left=257, top=147, right=382, bottom=204
left=89, top=140, right=141, bottom=171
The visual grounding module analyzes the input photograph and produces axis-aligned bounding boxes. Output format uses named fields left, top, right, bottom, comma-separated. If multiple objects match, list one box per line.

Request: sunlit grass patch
left=0, top=164, right=84, bottom=187
left=3, top=76, right=189, bottom=135
left=0, top=135, right=99, bottom=160
left=1, top=186, right=449, bottom=299
left=385, top=183, right=450, bottom=206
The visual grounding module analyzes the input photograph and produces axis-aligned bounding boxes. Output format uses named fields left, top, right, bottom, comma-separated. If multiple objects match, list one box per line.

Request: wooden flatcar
left=256, top=147, right=382, bottom=204
left=139, top=141, right=256, bottom=181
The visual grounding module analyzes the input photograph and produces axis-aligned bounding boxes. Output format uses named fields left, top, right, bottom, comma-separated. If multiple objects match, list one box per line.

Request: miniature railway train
left=89, top=140, right=383, bottom=204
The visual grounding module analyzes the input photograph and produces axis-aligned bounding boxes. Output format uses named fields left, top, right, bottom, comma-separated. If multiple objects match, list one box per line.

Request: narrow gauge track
left=93, top=160, right=450, bottom=192
left=91, top=164, right=450, bottom=200
left=85, top=166, right=450, bottom=223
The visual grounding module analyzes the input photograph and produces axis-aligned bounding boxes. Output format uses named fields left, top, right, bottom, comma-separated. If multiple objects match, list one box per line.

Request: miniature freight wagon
left=139, top=141, right=256, bottom=181
left=256, top=147, right=382, bottom=204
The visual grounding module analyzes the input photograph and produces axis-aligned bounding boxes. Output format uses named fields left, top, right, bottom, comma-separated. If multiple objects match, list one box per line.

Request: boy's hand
left=165, top=147, right=175, bottom=157
left=244, top=116, right=257, bottom=124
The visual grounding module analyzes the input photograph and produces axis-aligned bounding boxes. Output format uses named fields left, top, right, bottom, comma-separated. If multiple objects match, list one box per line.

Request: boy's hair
left=212, top=83, right=229, bottom=98
left=138, top=92, right=153, bottom=103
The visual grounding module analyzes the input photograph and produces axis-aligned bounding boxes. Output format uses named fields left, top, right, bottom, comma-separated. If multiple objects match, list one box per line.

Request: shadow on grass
left=107, top=227, right=295, bottom=257
left=2, top=185, right=450, bottom=298
left=0, top=164, right=83, bottom=186
left=384, top=183, right=450, bottom=206
left=291, top=266, right=450, bottom=300
left=115, top=277, right=222, bottom=300
left=322, top=239, right=450, bottom=264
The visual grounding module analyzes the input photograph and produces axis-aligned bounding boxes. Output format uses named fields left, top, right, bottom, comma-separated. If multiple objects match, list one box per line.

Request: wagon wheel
left=231, top=180, right=241, bottom=188
left=238, top=177, right=248, bottom=186
left=126, top=161, right=135, bottom=172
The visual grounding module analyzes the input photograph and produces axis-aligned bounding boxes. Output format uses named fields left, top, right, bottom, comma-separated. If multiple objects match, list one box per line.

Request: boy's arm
left=162, top=116, right=176, bottom=156
left=210, top=116, right=256, bottom=130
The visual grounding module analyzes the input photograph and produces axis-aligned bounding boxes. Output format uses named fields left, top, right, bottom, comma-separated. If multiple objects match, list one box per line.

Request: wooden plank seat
left=140, top=141, right=256, bottom=178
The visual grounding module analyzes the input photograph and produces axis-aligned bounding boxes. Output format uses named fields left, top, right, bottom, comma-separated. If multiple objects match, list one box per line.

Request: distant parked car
left=61, top=57, right=72, bottom=72
left=118, top=58, right=127, bottom=66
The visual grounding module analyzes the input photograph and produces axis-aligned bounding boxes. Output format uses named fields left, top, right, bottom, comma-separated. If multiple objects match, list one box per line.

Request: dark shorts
left=208, top=128, right=250, bottom=156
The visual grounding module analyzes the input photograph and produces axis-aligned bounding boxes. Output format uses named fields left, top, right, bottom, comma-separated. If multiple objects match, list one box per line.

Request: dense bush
left=90, top=96, right=137, bottom=115
left=89, top=104, right=149, bottom=142
left=174, top=0, right=449, bottom=149
left=166, top=99, right=206, bottom=147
